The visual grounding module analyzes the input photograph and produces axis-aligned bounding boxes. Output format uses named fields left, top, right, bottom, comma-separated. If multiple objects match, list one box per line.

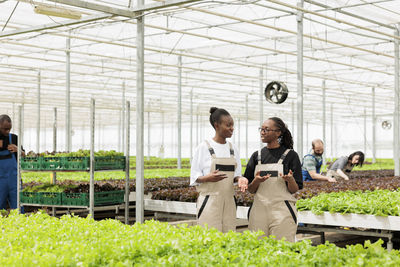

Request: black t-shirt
left=244, top=146, right=303, bottom=190
left=0, top=134, right=22, bottom=161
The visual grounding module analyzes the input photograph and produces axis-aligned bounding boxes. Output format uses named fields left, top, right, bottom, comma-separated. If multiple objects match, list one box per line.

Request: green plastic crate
left=39, top=192, right=62, bottom=205
left=41, top=157, right=63, bottom=170
left=21, top=156, right=125, bottom=171
left=20, top=191, right=40, bottom=204
left=94, top=156, right=126, bottom=170
left=62, top=191, right=125, bottom=206
left=61, top=157, right=89, bottom=171
left=20, top=157, right=43, bottom=170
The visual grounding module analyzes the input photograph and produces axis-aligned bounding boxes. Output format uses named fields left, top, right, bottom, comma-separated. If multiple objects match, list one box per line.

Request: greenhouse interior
left=1, top=0, right=400, bottom=265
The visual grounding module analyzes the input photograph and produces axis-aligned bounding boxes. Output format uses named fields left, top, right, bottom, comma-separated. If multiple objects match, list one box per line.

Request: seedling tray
left=62, top=190, right=125, bottom=206
left=19, top=192, right=62, bottom=205
left=21, top=156, right=126, bottom=171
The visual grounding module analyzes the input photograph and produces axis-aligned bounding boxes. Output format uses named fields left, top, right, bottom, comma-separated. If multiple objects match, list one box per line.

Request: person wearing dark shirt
left=327, top=151, right=364, bottom=180
left=244, top=117, right=302, bottom=242
left=0, top=114, right=25, bottom=210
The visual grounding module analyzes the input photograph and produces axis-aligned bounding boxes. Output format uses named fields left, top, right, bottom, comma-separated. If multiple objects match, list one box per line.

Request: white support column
left=17, top=105, right=23, bottom=212
left=52, top=108, right=57, bottom=153
left=124, top=101, right=130, bottom=224
left=136, top=0, right=145, bottom=223
left=393, top=25, right=400, bottom=171
left=322, top=80, right=326, bottom=162
left=297, top=0, right=304, bottom=159
left=147, top=109, right=151, bottom=160
left=330, top=104, right=334, bottom=159
left=372, top=87, right=376, bottom=164
left=245, top=95, right=249, bottom=162
left=190, top=90, right=193, bottom=160
left=89, top=98, right=95, bottom=217
left=37, top=70, right=41, bottom=153
left=259, top=68, right=263, bottom=125
left=177, top=55, right=182, bottom=169
left=66, top=36, right=71, bottom=152
left=259, top=68, right=264, bottom=149
left=196, top=107, right=199, bottom=146
left=53, top=107, right=57, bottom=185
left=118, top=109, right=122, bottom=152
left=121, top=81, right=126, bottom=152
left=21, top=101, right=24, bottom=151
left=97, top=114, right=101, bottom=151
left=364, top=108, right=367, bottom=156
left=238, top=117, right=241, bottom=154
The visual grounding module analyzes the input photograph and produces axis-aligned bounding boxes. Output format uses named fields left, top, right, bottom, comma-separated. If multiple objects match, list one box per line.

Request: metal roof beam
left=46, top=0, right=203, bottom=17
left=0, top=14, right=112, bottom=38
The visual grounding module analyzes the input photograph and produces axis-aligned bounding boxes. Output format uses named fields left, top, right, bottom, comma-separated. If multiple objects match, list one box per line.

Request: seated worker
left=326, top=151, right=365, bottom=180
left=302, top=139, right=336, bottom=182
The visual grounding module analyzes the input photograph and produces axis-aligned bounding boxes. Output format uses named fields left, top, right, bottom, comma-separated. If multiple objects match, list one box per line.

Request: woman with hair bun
left=190, top=107, right=248, bottom=232
left=244, top=117, right=303, bottom=242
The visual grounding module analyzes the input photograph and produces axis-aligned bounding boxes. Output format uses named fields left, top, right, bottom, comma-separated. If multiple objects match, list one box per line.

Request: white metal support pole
left=364, top=108, right=367, bottom=156
left=190, top=90, right=193, bottom=160
left=118, top=109, right=122, bottom=152
left=245, top=95, right=249, bottom=162
left=97, top=114, right=101, bottom=150
left=394, top=25, right=400, bottom=175
left=147, top=109, right=150, bottom=160
left=372, top=87, right=376, bottom=164
left=121, top=81, right=126, bottom=152
left=196, top=107, right=199, bottom=146
left=37, top=70, right=41, bottom=153
left=52, top=107, right=57, bottom=216
left=124, top=101, right=130, bottom=224
left=259, top=68, right=263, bottom=149
left=322, top=80, right=326, bottom=162
left=52, top=107, right=57, bottom=183
left=136, top=0, right=145, bottom=224
left=89, top=99, right=95, bottom=217
left=330, top=104, right=334, bottom=159
left=238, top=117, right=241, bottom=153
left=21, top=101, right=24, bottom=153
left=66, top=36, right=71, bottom=152
left=177, top=55, right=182, bottom=169
left=297, top=0, right=304, bottom=159
left=17, top=105, right=22, bottom=213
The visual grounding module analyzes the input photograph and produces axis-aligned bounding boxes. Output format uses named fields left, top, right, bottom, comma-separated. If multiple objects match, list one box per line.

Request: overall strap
left=204, top=140, right=216, bottom=158
left=257, top=148, right=262, bottom=165
left=228, top=142, right=234, bottom=158
left=277, top=149, right=291, bottom=164
left=9, top=134, right=15, bottom=159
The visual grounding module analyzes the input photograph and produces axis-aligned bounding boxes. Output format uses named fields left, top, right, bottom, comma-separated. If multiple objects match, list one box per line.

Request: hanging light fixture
left=34, top=3, right=82, bottom=20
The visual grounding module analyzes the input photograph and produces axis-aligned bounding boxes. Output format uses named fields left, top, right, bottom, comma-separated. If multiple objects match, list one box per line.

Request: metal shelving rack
left=16, top=99, right=131, bottom=223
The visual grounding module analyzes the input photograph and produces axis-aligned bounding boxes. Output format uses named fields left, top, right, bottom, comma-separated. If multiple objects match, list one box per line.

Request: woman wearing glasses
left=190, top=107, right=248, bottom=232
left=244, top=117, right=303, bottom=242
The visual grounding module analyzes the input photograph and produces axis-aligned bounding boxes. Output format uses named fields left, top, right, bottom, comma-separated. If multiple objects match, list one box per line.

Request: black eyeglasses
left=258, top=127, right=279, bottom=133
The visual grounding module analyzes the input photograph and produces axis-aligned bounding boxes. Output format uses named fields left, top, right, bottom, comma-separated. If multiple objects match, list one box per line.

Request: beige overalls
left=248, top=148, right=298, bottom=242
left=196, top=140, right=237, bottom=232
left=327, top=162, right=353, bottom=180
